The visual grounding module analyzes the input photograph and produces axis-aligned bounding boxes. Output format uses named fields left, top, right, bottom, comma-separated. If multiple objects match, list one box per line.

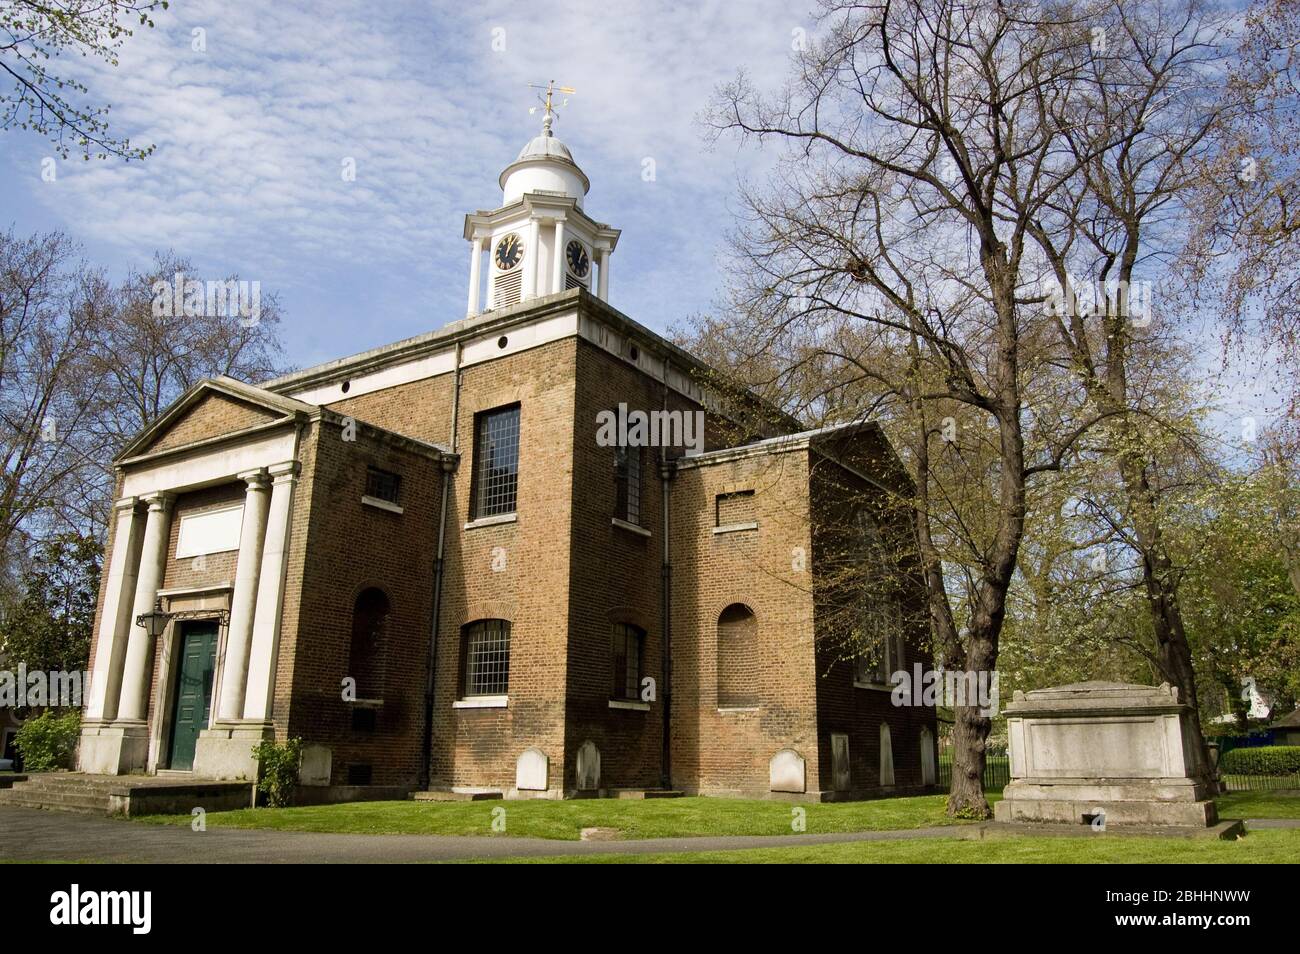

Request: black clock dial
left=566, top=239, right=590, bottom=278
left=495, top=232, right=524, bottom=271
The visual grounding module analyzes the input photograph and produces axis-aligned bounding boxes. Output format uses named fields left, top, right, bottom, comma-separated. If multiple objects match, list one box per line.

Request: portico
left=79, top=379, right=310, bottom=779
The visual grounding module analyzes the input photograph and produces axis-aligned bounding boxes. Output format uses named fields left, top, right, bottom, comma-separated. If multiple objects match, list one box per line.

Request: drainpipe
left=659, top=364, right=675, bottom=791
left=421, top=342, right=462, bottom=789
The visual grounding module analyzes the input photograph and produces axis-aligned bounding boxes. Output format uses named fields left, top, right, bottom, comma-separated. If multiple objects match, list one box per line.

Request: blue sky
left=1, top=0, right=805, bottom=370
left=0, top=0, right=1284, bottom=442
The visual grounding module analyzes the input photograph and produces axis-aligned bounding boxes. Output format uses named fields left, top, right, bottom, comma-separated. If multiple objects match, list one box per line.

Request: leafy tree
left=0, top=0, right=168, bottom=160
left=0, top=531, right=100, bottom=674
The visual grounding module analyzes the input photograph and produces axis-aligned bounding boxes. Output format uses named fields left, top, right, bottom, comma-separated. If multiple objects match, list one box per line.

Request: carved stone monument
left=994, top=681, right=1218, bottom=828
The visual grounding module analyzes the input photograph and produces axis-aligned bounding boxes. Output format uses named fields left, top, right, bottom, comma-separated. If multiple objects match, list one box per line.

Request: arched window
left=717, top=603, right=758, bottom=708
left=611, top=623, right=644, bottom=701
left=462, top=619, right=511, bottom=697
left=349, top=588, right=390, bottom=699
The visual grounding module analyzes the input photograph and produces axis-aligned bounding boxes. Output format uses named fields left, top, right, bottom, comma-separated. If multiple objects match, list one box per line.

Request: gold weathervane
left=528, top=80, right=576, bottom=129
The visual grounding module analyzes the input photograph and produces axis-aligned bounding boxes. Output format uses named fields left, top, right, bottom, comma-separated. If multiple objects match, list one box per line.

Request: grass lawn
left=1218, top=789, right=1300, bottom=818
left=132, top=788, right=1300, bottom=855
left=136, top=793, right=981, bottom=840
left=486, top=828, right=1300, bottom=864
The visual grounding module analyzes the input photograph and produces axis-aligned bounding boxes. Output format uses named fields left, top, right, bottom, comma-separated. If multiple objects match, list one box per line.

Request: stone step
left=0, top=788, right=114, bottom=815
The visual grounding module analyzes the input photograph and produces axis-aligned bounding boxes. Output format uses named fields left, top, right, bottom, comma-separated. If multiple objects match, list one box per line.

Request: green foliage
left=1219, top=745, right=1300, bottom=777
left=0, top=0, right=168, bottom=159
left=251, top=737, right=302, bottom=808
left=13, top=709, right=81, bottom=771
left=0, top=533, right=101, bottom=674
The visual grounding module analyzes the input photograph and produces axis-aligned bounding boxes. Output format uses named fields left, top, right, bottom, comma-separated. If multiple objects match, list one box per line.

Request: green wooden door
left=167, top=621, right=218, bottom=771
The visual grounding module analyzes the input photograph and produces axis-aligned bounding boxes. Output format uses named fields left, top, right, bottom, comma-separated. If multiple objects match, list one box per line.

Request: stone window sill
left=611, top=517, right=650, bottom=537
left=854, top=681, right=893, bottom=692
left=464, top=513, right=517, bottom=530
left=453, top=695, right=508, bottom=709
left=717, top=705, right=760, bottom=713
left=608, top=699, right=650, bottom=711
left=713, top=522, right=758, bottom=535
left=361, top=495, right=403, bottom=515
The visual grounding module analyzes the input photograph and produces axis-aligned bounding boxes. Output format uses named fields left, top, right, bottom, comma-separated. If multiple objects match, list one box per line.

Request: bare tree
left=0, top=229, right=289, bottom=560
left=702, top=0, right=1115, bottom=816
left=0, top=229, right=105, bottom=565
left=1026, top=0, right=1244, bottom=778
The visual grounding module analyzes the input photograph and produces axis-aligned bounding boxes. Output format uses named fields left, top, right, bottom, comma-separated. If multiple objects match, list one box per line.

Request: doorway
left=166, top=620, right=219, bottom=771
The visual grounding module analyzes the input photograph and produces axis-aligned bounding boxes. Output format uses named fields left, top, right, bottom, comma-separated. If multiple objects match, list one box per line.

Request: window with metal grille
left=473, top=405, right=521, bottom=518
left=611, top=623, right=644, bottom=701
left=614, top=445, right=641, bottom=525
left=716, top=490, right=755, bottom=527
left=365, top=467, right=401, bottom=504
left=462, top=619, right=511, bottom=697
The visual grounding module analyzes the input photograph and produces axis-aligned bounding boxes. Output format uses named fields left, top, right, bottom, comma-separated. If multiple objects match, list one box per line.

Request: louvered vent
left=495, top=269, right=523, bottom=307
left=565, top=272, right=588, bottom=290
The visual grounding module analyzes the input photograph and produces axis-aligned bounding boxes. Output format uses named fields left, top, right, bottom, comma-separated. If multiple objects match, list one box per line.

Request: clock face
left=566, top=239, right=590, bottom=278
left=495, top=232, right=524, bottom=271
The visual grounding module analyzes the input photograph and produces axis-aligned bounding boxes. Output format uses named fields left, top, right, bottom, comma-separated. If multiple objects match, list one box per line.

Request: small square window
left=365, top=467, right=401, bottom=504
left=716, top=490, right=755, bottom=527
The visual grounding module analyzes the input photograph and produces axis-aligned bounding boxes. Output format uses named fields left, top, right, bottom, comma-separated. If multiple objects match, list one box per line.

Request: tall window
left=473, top=404, right=521, bottom=518
left=462, top=619, right=511, bottom=697
left=717, top=603, right=758, bottom=708
left=611, top=623, right=644, bottom=701
left=614, top=446, right=641, bottom=525
left=349, top=588, right=390, bottom=699
left=854, top=629, right=905, bottom=686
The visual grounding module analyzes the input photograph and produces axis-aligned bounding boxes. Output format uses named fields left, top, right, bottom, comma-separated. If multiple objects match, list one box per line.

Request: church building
left=76, top=106, right=938, bottom=801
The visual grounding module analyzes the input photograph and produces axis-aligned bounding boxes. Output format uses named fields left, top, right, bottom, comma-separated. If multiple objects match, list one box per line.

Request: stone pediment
left=118, top=377, right=316, bottom=462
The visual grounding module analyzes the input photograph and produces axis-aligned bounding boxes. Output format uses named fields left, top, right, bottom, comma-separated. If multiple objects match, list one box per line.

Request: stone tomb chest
left=994, top=681, right=1217, bottom=827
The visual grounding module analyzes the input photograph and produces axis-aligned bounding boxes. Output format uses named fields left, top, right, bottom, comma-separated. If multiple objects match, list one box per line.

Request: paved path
left=0, top=806, right=975, bottom=863
left=2, top=807, right=1292, bottom=863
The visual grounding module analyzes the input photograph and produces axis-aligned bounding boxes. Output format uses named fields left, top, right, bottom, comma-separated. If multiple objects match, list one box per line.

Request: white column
left=242, top=461, right=298, bottom=722
left=117, top=491, right=175, bottom=722
left=216, top=470, right=271, bottom=721
left=597, top=248, right=610, bottom=300
left=551, top=220, right=566, bottom=297
left=466, top=236, right=483, bottom=316
left=523, top=217, right=540, bottom=300
left=85, top=498, right=146, bottom=721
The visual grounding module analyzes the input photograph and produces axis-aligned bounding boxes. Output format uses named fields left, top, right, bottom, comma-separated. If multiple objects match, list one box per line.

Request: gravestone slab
left=516, top=747, right=548, bottom=792
left=576, top=740, right=600, bottom=791
left=994, top=681, right=1218, bottom=828
left=831, top=733, right=851, bottom=791
left=769, top=748, right=806, bottom=793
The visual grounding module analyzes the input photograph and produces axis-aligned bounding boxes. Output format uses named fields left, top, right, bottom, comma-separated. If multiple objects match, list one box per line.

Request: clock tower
left=464, top=98, right=620, bottom=316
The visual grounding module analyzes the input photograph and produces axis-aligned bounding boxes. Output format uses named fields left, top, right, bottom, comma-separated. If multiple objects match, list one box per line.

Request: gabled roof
left=1270, top=708, right=1300, bottom=730
left=114, top=376, right=316, bottom=464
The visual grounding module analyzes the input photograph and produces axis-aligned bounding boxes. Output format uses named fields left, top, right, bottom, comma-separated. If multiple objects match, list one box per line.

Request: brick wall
left=808, top=452, right=936, bottom=795
left=669, top=448, right=821, bottom=796
left=280, top=419, right=441, bottom=787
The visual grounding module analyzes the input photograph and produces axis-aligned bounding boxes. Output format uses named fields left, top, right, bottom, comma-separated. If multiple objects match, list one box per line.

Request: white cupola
left=463, top=93, right=620, bottom=318
left=499, top=111, right=590, bottom=209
